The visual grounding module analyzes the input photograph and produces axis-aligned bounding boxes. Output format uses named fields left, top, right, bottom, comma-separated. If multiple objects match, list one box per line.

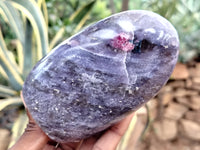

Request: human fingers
left=21, top=92, right=35, bottom=123
left=59, top=141, right=82, bottom=150
left=92, top=113, right=135, bottom=150
left=78, top=135, right=101, bottom=150
left=8, top=124, right=49, bottom=150
left=42, top=141, right=62, bottom=150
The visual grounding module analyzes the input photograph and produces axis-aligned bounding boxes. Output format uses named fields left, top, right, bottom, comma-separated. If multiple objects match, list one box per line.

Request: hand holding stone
left=22, top=10, right=179, bottom=142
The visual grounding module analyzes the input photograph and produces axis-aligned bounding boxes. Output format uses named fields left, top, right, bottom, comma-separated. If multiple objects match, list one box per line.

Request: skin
left=9, top=95, right=135, bottom=150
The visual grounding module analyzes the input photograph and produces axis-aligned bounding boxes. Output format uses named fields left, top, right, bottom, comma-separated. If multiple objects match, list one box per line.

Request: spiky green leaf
left=0, top=85, right=17, bottom=97
left=70, top=0, right=96, bottom=32
left=0, top=1, right=25, bottom=43
left=11, top=0, right=48, bottom=60
left=0, top=97, right=22, bottom=111
left=0, top=29, right=23, bottom=90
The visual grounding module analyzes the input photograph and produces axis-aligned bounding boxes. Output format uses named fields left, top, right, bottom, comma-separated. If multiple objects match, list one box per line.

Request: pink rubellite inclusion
left=111, top=33, right=134, bottom=51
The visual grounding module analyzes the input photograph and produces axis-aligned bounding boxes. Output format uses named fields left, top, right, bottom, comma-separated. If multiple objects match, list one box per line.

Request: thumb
left=20, top=92, right=35, bottom=122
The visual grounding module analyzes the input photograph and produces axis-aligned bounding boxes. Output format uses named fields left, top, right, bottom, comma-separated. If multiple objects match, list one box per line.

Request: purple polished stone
left=22, top=10, right=179, bottom=142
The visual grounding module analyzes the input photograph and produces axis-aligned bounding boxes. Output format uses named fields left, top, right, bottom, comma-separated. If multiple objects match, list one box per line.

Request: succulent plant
left=22, top=10, right=179, bottom=142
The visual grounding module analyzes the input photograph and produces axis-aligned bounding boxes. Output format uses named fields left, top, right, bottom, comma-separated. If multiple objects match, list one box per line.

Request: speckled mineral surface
left=23, top=10, right=179, bottom=142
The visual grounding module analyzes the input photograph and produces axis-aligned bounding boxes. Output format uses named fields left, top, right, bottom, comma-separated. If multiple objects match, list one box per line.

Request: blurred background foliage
left=0, top=0, right=199, bottom=148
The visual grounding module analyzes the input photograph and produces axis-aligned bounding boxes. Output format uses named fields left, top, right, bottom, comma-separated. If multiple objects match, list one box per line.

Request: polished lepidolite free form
left=23, top=10, right=179, bottom=142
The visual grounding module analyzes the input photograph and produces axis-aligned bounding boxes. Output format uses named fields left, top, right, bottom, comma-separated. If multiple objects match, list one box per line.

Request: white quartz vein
left=123, top=52, right=130, bottom=85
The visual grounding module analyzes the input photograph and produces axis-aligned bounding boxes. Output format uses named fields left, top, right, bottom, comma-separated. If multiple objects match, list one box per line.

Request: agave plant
left=0, top=0, right=96, bottom=147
